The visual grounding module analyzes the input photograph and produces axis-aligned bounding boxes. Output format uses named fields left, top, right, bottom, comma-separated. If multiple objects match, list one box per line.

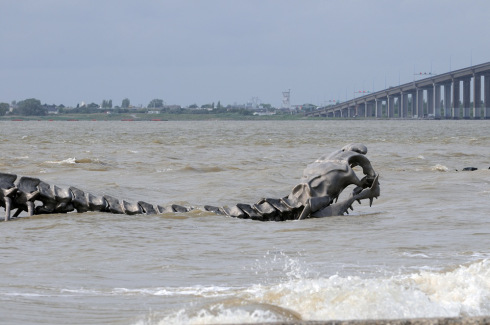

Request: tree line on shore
left=0, top=98, right=280, bottom=117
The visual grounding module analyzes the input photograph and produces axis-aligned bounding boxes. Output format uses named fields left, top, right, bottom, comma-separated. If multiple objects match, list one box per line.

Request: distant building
left=299, top=103, right=317, bottom=112
left=253, top=109, right=275, bottom=116
left=282, top=89, right=291, bottom=109
left=43, top=104, right=59, bottom=114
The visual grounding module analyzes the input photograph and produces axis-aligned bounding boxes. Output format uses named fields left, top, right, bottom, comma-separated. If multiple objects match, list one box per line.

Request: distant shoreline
left=2, top=113, right=486, bottom=121
left=0, top=112, right=312, bottom=121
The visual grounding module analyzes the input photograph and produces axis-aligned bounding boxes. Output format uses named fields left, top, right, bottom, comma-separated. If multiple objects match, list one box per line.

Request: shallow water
left=0, top=120, right=489, bottom=324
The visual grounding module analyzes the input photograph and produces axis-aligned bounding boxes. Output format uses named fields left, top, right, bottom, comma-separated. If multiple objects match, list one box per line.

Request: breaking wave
left=432, top=164, right=449, bottom=172
left=45, top=157, right=77, bottom=164
left=44, top=157, right=107, bottom=165
left=130, top=259, right=490, bottom=324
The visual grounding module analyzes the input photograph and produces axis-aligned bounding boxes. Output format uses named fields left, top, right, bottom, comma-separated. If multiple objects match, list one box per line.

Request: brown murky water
left=0, top=120, right=489, bottom=324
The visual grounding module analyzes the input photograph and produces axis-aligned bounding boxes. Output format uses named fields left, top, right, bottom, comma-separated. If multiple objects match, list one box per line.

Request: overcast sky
left=1, top=0, right=489, bottom=108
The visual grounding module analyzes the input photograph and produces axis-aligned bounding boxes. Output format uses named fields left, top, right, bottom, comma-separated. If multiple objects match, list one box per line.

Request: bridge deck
left=307, top=62, right=490, bottom=119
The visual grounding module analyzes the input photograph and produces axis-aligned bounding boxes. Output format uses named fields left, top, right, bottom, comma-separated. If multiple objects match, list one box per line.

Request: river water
left=0, top=120, right=489, bottom=324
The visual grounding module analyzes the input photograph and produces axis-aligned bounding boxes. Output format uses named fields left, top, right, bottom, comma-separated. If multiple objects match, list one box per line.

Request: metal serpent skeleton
left=1, top=143, right=380, bottom=222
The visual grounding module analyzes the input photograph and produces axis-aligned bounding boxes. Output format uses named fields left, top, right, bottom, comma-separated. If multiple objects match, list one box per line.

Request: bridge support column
left=410, top=92, right=416, bottom=117
left=375, top=99, right=382, bottom=118
left=398, top=93, right=403, bottom=118
left=444, top=83, right=452, bottom=118
left=400, top=93, right=408, bottom=118
left=452, top=79, right=460, bottom=119
left=358, top=103, right=365, bottom=117
left=473, top=74, right=481, bottom=119
left=427, top=87, right=434, bottom=117
left=484, top=74, right=490, bottom=119
left=463, top=78, right=471, bottom=119
left=413, top=90, right=418, bottom=118
left=394, top=95, right=400, bottom=118
left=387, top=96, right=394, bottom=118
left=416, top=89, right=424, bottom=118
left=434, top=84, right=441, bottom=119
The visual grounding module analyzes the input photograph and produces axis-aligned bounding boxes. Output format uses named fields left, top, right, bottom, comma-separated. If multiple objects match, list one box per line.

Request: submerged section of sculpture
left=1, top=144, right=380, bottom=222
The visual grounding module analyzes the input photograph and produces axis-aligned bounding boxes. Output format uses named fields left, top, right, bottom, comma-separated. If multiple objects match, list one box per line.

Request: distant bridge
left=307, top=61, right=490, bottom=119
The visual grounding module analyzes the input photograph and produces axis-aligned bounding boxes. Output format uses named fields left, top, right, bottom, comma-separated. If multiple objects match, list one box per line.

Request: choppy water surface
left=0, top=120, right=489, bottom=324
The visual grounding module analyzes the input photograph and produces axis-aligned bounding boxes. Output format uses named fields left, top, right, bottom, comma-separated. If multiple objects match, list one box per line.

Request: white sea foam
left=156, top=168, right=173, bottom=173
left=112, top=286, right=239, bottom=297
left=409, top=259, right=490, bottom=317
left=56, top=285, right=242, bottom=298
left=149, top=259, right=490, bottom=324
left=45, top=157, right=77, bottom=164
left=432, top=164, right=449, bottom=172
left=401, top=252, right=430, bottom=258
left=2, top=292, right=51, bottom=297
left=150, top=305, right=285, bottom=325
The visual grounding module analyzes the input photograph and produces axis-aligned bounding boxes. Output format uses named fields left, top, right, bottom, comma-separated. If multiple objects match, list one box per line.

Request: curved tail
left=0, top=172, right=192, bottom=221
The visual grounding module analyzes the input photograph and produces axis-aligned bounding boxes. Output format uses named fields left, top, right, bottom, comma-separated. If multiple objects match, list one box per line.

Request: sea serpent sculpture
left=1, top=143, right=380, bottom=222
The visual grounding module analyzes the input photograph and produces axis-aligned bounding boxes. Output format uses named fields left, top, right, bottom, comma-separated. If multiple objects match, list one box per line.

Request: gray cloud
left=1, top=0, right=489, bottom=107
